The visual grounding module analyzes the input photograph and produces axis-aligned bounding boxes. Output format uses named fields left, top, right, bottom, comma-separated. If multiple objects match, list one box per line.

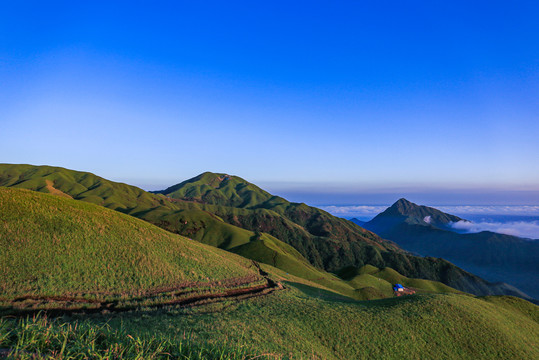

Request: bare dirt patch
left=45, top=180, right=73, bottom=199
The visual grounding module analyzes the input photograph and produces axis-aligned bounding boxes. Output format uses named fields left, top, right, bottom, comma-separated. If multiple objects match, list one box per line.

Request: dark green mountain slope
left=158, top=171, right=396, bottom=263
left=364, top=198, right=539, bottom=299
left=156, top=171, right=526, bottom=297
left=0, top=164, right=523, bottom=297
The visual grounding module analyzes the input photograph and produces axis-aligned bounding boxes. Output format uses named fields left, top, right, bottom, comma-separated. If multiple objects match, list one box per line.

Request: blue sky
left=1, top=1, right=538, bottom=205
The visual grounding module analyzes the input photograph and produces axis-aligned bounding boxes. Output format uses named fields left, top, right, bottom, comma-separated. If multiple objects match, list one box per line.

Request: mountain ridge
left=364, top=198, right=539, bottom=299
left=0, top=183, right=470, bottom=304
left=0, top=164, right=527, bottom=298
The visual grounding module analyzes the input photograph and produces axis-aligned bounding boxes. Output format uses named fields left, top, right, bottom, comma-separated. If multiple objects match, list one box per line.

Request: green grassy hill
left=341, top=265, right=460, bottom=299
left=0, top=164, right=524, bottom=298
left=158, top=171, right=278, bottom=208
left=0, top=187, right=270, bottom=313
left=2, top=286, right=538, bottom=359
left=156, top=170, right=525, bottom=297
left=1, top=183, right=538, bottom=359
left=0, top=187, right=459, bottom=305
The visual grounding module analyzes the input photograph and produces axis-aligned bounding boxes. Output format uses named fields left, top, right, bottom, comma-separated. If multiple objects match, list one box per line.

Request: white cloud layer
left=320, top=204, right=539, bottom=218
left=437, top=205, right=539, bottom=216
left=449, top=220, right=539, bottom=240
left=321, top=204, right=539, bottom=239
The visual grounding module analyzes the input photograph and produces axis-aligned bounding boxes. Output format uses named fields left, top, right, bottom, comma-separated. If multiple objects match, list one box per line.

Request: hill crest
left=157, top=171, right=279, bottom=209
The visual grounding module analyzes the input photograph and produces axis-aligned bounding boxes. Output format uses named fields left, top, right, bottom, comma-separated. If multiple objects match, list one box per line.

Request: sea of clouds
left=320, top=205, right=539, bottom=240
left=436, top=205, right=539, bottom=216
left=448, top=220, right=539, bottom=240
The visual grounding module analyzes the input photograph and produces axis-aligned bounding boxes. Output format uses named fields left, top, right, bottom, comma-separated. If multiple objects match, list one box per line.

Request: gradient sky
left=1, top=1, right=538, bottom=205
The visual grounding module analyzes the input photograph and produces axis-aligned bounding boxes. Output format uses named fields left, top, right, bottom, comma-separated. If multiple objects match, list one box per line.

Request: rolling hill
left=155, top=171, right=526, bottom=297
left=0, top=163, right=525, bottom=298
left=1, top=172, right=538, bottom=359
left=364, top=198, right=539, bottom=299
left=0, top=186, right=465, bottom=305
left=0, top=187, right=276, bottom=314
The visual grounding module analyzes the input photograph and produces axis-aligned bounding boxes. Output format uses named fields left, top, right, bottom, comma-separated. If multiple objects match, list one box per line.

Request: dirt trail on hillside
left=2, top=262, right=283, bottom=317
left=45, top=180, right=73, bottom=199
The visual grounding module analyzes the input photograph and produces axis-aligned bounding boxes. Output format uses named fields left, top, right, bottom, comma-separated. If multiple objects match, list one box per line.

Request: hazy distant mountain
left=364, top=198, right=539, bottom=299
left=349, top=218, right=366, bottom=226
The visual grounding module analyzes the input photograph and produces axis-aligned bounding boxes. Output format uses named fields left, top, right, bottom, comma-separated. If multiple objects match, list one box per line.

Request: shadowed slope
left=157, top=171, right=526, bottom=297
left=364, top=198, right=539, bottom=299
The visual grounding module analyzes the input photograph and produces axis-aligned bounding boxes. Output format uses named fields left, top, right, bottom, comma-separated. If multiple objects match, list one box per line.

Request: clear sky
left=1, top=1, right=538, bottom=205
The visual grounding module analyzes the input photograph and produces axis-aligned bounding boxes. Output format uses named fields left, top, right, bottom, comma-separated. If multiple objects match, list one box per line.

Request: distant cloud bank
left=320, top=204, right=539, bottom=219
left=449, top=220, right=539, bottom=240
left=320, top=204, right=539, bottom=239
left=437, top=205, right=539, bottom=216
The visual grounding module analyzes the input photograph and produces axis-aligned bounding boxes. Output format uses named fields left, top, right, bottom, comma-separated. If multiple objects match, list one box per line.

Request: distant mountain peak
left=156, top=171, right=277, bottom=208
left=391, top=198, right=417, bottom=214
left=196, top=172, right=232, bottom=186
left=194, top=171, right=231, bottom=181
left=380, top=198, right=463, bottom=225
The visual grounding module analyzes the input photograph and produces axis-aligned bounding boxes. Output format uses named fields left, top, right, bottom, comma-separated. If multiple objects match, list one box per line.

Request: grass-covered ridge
left=0, top=163, right=524, bottom=298
left=1, top=169, right=538, bottom=359
left=0, top=187, right=271, bottom=313
left=155, top=170, right=525, bottom=297
left=0, top=187, right=459, bottom=305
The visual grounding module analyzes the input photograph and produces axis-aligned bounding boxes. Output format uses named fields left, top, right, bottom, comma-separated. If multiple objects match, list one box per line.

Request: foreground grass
left=2, top=287, right=537, bottom=359
left=0, top=314, right=257, bottom=359
left=129, top=289, right=537, bottom=360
